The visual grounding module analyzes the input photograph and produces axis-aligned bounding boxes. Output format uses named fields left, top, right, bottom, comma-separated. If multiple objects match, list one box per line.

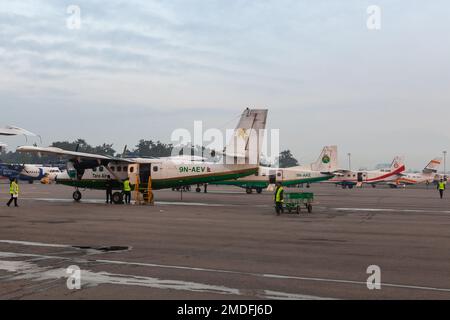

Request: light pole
left=347, top=153, right=352, bottom=171
left=443, top=151, right=447, bottom=177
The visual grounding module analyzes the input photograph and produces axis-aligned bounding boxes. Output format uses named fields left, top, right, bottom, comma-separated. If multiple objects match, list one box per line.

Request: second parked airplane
left=211, top=146, right=338, bottom=193
left=329, top=156, right=406, bottom=188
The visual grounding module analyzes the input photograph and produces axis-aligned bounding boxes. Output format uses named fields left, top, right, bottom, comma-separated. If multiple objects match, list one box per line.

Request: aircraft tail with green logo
left=292, top=145, right=338, bottom=173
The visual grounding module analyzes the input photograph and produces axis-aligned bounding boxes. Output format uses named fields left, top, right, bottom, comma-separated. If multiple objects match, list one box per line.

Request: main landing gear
left=246, top=187, right=263, bottom=194
left=72, top=189, right=124, bottom=204
left=73, top=190, right=82, bottom=202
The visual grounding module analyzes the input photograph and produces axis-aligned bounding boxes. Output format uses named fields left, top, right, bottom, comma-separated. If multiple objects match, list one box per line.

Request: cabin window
left=117, top=166, right=122, bottom=172
left=277, top=172, right=282, bottom=177
left=130, top=167, right=134, bottom=173
left=110, top=166, right=115, bottom=172
left=93, top=167, right=97, bottom=172
left=123, top=166, right=128, bottom=172
left=153, top=166, right=159, bottom=172
left=99, top=166, right=104, bottom=172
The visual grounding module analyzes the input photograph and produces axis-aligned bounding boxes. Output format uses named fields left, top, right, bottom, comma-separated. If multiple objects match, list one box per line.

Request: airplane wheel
left=28, top=180, right=34, bottom=184
left=341, top=185, right=347, bottom=189
left=372, top=184, right=376, bottom=188
left=73, top=190, right=82, bottom=202
left=246, top=188, right=253, bottom=194
left=196, top=187, right=201, bottom=193
left=256, top=187, right=262, bottom=194
left=348, top=185, right=354, bottom=189
left=112, top=192, right=123, bottom=204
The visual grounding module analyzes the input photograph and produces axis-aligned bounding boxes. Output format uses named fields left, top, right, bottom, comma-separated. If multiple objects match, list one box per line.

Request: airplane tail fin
left=423, top=157, right=442, bottom=174
left=310, top=145, right=338, bottom=172
left=223, top=108, right=268, bottom=165
left=390, top=156, right=405, bottom=173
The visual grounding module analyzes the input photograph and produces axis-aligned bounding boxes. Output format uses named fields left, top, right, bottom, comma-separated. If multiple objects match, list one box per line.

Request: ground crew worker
left=123, top=177, right=132, bottom=204
left=105, top=176, right=113, bottom=204
left=274, top=182, right=284, bottom=215
left=6, top=178, right=19, bottom=207
left=438, top=179, right=446, bottom=199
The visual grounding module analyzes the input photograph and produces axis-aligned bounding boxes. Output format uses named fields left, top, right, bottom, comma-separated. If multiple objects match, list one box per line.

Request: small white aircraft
left=211, top=146, right=338, bottom=193
left=329, top=156, right=406, bottom=188
left=17, top=108, right=268, bottom=203
left=390, top=158, right=442, bottom=187
left=0, top=163, right=63, bottom=183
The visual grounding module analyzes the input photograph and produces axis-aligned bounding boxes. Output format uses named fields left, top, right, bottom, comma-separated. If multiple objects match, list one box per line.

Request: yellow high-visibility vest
left=439, top=182, right=446, bottom=190
left=10, top=182, right=19, bottom=195
left=275, top=186, right=284, bottom=202
left=123, top=180, right=131, bottom=192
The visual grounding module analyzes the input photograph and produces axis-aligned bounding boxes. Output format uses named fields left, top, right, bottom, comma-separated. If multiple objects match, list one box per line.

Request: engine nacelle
left=67, top=159, right=107, bottom=180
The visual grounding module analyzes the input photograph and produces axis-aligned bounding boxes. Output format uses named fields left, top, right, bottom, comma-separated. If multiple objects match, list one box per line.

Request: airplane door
left=269, top=170, right=283, bottom=184
left=139, top=164, right=151, bottom=187
left=357, top=172, right=364, bottom=182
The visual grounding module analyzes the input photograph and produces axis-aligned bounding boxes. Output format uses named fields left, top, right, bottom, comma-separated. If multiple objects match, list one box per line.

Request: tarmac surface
left=1, top=182, right=450, bottom=300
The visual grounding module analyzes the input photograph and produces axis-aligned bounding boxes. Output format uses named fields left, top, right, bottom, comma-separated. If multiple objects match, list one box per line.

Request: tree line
left=0, top=139, right=299, bottom=168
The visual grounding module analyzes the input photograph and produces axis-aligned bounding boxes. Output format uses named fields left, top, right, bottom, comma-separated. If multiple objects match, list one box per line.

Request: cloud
left=1, top=0, right=450, bottom=169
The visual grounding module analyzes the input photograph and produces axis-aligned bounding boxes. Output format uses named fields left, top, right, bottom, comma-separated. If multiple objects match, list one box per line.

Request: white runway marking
left=0, top=252, right=327, bottom=300
left=333, top=207, right=450, bottom=214
left=0, top=258, right=240, bottom=297
left=1, top=240, right=450, bottom=296
left=0, top=240, right=70, bottom=248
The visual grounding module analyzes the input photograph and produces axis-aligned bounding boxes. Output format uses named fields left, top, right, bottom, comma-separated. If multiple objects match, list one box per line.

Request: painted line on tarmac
left=0, top=251, right=329, bottom=300
left=0, top=240, right=71, bottom=248
left=1, top=240, right=450, bottom=295
left=332, top=207, right=450, bottom=214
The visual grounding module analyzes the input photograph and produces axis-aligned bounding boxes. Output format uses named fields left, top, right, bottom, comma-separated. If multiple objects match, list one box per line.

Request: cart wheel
left=307, top=204, right=313, bottom=213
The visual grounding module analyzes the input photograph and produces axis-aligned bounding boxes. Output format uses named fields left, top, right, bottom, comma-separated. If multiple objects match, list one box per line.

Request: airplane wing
left=330, top=169, right=351, bottom=177
left=16, top=146, right=133, bottom=163
left=0, top=126, right=37, bottom=136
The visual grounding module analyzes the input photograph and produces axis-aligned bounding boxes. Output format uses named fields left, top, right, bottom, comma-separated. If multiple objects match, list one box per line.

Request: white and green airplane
left=17, top=108, right=268, bottom=203
left=211, top=146, right=338, bottom=193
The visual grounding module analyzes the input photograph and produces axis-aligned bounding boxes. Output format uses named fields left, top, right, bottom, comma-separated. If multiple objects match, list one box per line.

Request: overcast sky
left=1, top=0, right=450, bottom=170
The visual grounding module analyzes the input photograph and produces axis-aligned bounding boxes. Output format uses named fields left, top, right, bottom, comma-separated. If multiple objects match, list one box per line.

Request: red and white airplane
left=329, top=156, right=406, bottom=189
left=390, top=158, right=442, bottom=187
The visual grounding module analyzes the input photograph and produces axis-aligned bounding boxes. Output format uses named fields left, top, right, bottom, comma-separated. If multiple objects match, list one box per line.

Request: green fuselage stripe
left=210, top=175, right=333, bottom=188
left=56, top=169, right=257, bottom=191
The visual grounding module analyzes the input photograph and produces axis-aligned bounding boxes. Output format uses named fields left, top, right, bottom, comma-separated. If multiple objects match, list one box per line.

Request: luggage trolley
left=280, top=192, right=314, bottom=214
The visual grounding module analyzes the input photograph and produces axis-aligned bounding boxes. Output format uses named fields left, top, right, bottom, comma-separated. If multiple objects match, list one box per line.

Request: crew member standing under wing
left=274, top=182, right=284, bottom=215
left=105, top=176, right=113, bottom=204
left=123, top=177, right=132, bottom=204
